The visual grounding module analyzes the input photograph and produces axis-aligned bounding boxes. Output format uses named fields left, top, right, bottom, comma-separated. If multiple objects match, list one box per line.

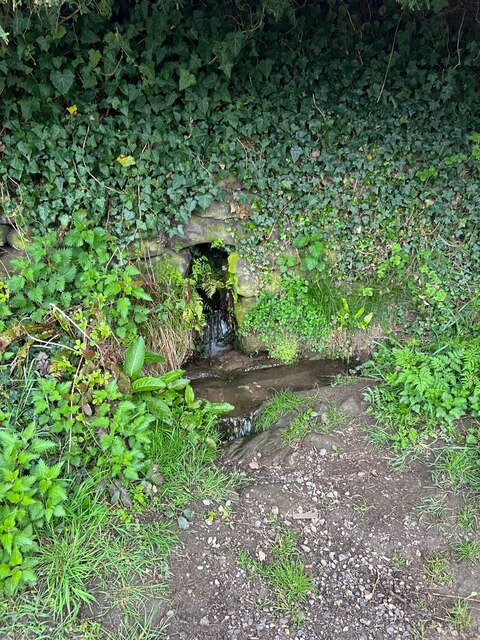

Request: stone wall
left=0, top=220, right=27, bottom=277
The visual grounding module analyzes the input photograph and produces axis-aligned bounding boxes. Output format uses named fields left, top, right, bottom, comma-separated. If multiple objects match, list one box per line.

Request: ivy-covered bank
left=1, top=0, right=479, bottom=337
left=0, top=0, right=480, bottom=632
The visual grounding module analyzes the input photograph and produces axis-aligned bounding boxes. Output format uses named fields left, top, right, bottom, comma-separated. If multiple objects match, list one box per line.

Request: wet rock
left=0, top=224, right=11, bottom=246
left=217, top=175, right=243, bottom=192
left=7, top=229, right=29, bottom=251
left=172, top=212, right=244, bottom=248
left=0, top=248, right=26, bottom=276
left=197, top=200, right=231, bottom=220
left=236, top=257, right=261, bottom=298
left=147, top=249, right=191, bottom=278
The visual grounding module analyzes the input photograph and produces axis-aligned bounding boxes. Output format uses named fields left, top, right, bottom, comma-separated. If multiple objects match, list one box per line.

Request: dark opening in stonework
left=189, top=244, right=236, bottom=359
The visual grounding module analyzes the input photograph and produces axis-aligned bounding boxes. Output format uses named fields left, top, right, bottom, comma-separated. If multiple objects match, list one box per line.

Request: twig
left=312, top=93, right=327, bottom=120
left=377, top=13, right=403, bottom=103
left=49, top=303, right=93, bottom=343
left=23, top=330, right=76, bottom=353
left=454, top=10, right=466, bottom=69
left=424, top=590, right=480, bottom=603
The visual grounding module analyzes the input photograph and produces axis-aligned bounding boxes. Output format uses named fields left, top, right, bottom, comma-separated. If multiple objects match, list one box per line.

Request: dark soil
left=162, top=382, right=479, bottom=640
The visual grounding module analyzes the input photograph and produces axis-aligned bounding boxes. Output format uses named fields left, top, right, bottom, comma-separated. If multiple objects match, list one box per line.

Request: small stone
left=199, top=616, right=210, bottom=626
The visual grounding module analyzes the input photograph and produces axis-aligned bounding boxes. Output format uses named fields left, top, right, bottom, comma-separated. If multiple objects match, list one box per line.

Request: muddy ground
left=163, top=381, right=479, bottom=640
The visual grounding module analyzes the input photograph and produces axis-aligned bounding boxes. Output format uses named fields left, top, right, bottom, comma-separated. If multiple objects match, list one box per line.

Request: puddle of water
left=188, top=350, right=347, bottom=439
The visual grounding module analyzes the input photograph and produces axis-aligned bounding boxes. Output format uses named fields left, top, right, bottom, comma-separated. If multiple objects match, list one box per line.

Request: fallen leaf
left=82, top=403, right=92, bottom=416
left=116, top=154, right=136, bottom=167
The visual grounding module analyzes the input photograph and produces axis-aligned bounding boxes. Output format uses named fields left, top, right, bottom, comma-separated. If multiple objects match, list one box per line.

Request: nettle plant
left=0, top=417, right=67, bottom=595
left=1, top=214, right=151, bottom=340
left=0, top=334, right=233, bottom=596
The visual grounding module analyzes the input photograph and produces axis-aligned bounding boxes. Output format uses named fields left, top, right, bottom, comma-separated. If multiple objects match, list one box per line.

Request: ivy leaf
left=290, top=146, right=303, bottom=163
left=88, top=49, right=102, bottom=68
left=178, top=68, right=196, bottom=91
left=224, top=31, right=244, bottom=58
left=50, top=69, right=75, bottom=95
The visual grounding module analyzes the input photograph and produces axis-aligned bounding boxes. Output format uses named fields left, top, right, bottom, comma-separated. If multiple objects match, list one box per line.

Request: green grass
left=456, top=503, right=478, bottom=532
left=391, top=552, right=407, bottom=569
left=331, top=374, right=360, bottom=387
left=432, top=444, right=480, bottom=492
left=352, top=497, right=372, bottom=514
left=238, top=528, right=314, bottom=624
left=416, top=496, right=447, bottom=524
left=36, top=483, right=111, bottom=619
left=151, top=423, right=239, bottom=509
left=281, top=402, right=350, bottom=443
left=282, top=409, right=315, bottom=442
left=317, top=406, right=349, bottom=435
left=424, top=554, right=453, bottom=585
left=446, top=598, right=472, bottom=631
left=3, top=421, right=236, bottom=638
left=452, top=539, right=480, bottom=564
left=255, top=389, right=306, bottom=433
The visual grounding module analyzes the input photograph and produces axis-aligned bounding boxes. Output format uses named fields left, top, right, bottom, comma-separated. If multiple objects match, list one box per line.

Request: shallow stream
left=188, top=349, right=346, bottom=438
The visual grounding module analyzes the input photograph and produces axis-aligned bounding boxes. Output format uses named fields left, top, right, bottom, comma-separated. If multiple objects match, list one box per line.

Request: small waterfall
left=202, top=291, right=235, bottom=359
left=203, top=309, right=234, bottom=357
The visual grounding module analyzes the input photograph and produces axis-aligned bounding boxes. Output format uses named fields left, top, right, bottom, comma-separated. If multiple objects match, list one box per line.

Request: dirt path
left=164, top=382, right=479, bottom=640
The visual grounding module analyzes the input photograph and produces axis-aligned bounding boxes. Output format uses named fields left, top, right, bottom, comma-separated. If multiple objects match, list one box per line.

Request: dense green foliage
left=1, top=0, right=479, bottom=610
left=0, top=1, right=478, bottom=293
left=0, top=224, right=232, bottom=597
left=365, top=339, right=480, bottom=489
left=242, top=273, right=374, bottom=361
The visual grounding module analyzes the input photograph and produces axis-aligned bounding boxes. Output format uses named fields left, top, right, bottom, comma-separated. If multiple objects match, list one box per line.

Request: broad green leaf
left=185, top=384, right=195, bottom=407
left=143, top=351, right=165, bottom=364
left=160, top=369, right=186, bottom=385
left=10, top=546, right=22, bottom=566
left=123, top=336, right=146, bottom=379
left=147, top=398, right=172, bottom=422
left=132, top=376, right=167, bottom=394
left=117, top=297, right=130, bottom=319
left=208, top=402, right=234, bottom=415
